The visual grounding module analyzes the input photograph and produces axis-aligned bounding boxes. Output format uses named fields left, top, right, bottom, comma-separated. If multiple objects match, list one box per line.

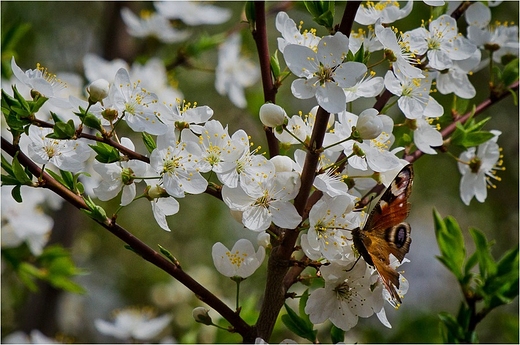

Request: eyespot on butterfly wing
left=352, top=164, right=414, bottom=305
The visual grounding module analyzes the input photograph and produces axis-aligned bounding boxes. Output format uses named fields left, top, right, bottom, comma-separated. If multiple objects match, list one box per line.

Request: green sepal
left=270, top=51, right=281, bottom=80
left=142, top=132, right=157, bottom=154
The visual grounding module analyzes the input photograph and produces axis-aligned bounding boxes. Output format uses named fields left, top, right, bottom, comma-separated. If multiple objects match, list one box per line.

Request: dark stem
left=337, top=1, right=362, bottom=35
left=1, top=137, right=255, bottom=342
left=252, top=1, right=279, bottom=158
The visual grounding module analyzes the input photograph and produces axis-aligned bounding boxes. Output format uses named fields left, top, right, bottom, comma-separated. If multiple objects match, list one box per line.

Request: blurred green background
left=1, top=1, right=518, bottom=343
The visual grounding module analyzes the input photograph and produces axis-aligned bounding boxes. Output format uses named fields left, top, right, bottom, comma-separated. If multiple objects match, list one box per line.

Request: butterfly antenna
left=344, top=255, right=362, bottom=272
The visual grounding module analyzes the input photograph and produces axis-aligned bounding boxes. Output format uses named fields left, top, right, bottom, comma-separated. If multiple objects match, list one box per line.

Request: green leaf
left=431, top=2, right=449, bottom=19
left=37, top=245, right=87, bottom=294
left=89, top=142, right=120, bottom=163
left=303, top=1, right=335, bottom=30
left=353, top=43, right=365, bottom=63
left=453, top=96, right=470, bottom=116
left=63, top=170, right=76, bottom=190
left=270, top=51, right=281, bottom=80
left=439, top=311, right=463, bottom=343
left=469, top=227, right=497, bottom=278
left=433, top=209, right=465, bottom=280
left=1, top=154, right=15, bottom=177
left=330, top=324, right=345, bottom=343
left=47, top=119, right=76, bottom=139
left=83, top=112, right=103, bottom=131
left=142, top=132, right=157, bottom=154
left=29, top=94, right=49, bottom=113
left=158, top=244, right=179, bottom=265
left=17, top=262, right=41, bottom=292
left=45, top=169, right=67, bottom=188
left=463, top=251, right=479, bottom=279
left=462, top=131, right=495, bottom=148
left=11, top=184, right=23, bottom=203
left=12, top=153, right=33, bottom=185
left=450, top=116, right=494, bottom=149
left=82, top=195, right=107, bottom=223
left=501, top=58, right=519, bottom=86
left=282, top=303, right=317, bottom=342
left=244, top=2, right=255, bottom=29
left=11, top=84, right=31, bottom=114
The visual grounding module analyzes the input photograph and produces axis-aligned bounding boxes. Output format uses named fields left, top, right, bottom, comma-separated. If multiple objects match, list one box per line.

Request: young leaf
left=501, top=58, right=519, bottom=86
left=82, top=195, right=108, bottom=223
left=9, top=184, right=22, bottom=203
left=270, top=51, right=281, bottom=80
left=438, top=311, right=463, bottom=343
left=89, top=142, right=120, bottom=163
left=11, top=153, right=33, bottom=185
left=47, top=119, right=76, bottom=139
left=469, top=227, right=497, bottom=278
left=282, top=303, right=317, bottom=342
left=433, top=209, right=465, bottom=280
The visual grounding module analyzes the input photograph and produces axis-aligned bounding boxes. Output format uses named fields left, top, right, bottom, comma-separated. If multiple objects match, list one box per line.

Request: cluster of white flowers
left=1, top=0, right=517, bottom=340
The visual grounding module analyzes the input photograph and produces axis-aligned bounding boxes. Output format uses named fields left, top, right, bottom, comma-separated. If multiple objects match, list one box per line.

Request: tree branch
left=252, top=1, right=279, bottom=158
left=404, top=80, right=519, bottom=162
left=1, top=137, right=254, bottom=342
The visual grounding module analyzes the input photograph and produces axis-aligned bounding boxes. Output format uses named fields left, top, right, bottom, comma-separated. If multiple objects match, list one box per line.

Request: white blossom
left=120, top=7, right=189, bottom=43
left=283, top=32, right=367, bottom=114
left=154, top=1, right=231, bottom=25
left=275, top=11, right=320, bottom=53
left=212, top=239, right=265, bottom=278
left=94, top=306, right=172, bottom=341
left=458, top=130, right=502, bottom=205
left=355, top=0, right=413, bottom=25
left=109, top=68, right=169, bottom=135
left=406, top=15, right=478, bottom=70
left=215, top=33, right=259, bottom=109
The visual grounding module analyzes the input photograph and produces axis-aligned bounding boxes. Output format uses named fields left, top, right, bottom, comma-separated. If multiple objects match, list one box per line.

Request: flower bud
left=192, top=307, right=213, bottom=325
left=146, top=185, right=168, bottom=200
left=87, top=79, right=110, bottom=104
left=259, top=103, right=287, bottom=128
left=257, top=232, right=271, bottom=249
left=102, top=108, right=119, bottom=122
left=356, top=109, right=383, bottom=140
left=270, top=155, right=294, bottom=173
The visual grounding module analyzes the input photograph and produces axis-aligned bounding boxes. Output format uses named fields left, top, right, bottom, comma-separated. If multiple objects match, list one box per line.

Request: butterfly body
left=352, top=164, right=414, bottom=304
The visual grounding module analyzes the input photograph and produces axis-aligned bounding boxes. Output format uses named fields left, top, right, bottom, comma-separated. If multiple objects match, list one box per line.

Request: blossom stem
left=235, top=278, right=241, bottom=311
left=282, top=125, right=308, bottom=148
left=321, top=134, right=355, bottom=151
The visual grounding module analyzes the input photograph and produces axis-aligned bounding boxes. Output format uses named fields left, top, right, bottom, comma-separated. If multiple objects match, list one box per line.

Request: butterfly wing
left=353, top=164, right=414, bottom=304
